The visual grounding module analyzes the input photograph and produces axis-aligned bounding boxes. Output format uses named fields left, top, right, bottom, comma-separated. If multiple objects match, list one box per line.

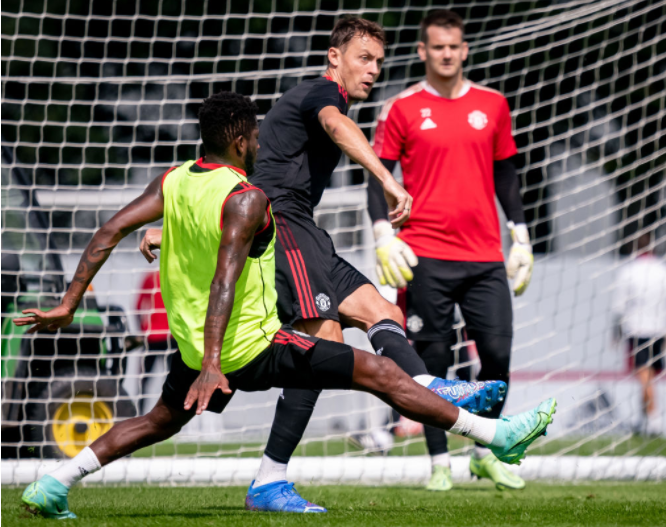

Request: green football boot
left=22, top=475, right=77, bottom=520
left=425, top=465, right=453, bottom=491
left=489, top=398, right=556, bottom=465
left=470, top=453, right=526, bottom=490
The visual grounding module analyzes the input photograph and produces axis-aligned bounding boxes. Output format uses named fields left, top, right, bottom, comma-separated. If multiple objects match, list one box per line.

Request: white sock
left=49, top=447, right=101, bottom=488
left=253, top=454, right=288, bottom=487
left=414, top=374, right=436, bottom=387
left=431, top=452, right=451, bottom=468
left=449, top=409, right=497, bottom=446
left=473, top=445, right=492, bottom=459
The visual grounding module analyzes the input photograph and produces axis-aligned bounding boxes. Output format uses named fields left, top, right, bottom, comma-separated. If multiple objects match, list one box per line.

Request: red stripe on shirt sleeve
left=161, top=166, right=177, bottom=192
left=220, top=188, right=265, bottom=231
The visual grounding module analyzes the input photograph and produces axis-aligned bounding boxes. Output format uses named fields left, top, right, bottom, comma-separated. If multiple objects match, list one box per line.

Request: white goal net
left=2, top=0, right=665, bottom=485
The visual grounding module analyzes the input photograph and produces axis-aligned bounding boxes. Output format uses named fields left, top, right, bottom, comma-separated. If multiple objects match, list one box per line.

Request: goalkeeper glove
left=373, top=221, right=418, bottom=288
left=506, top=222, right=534, bottom=296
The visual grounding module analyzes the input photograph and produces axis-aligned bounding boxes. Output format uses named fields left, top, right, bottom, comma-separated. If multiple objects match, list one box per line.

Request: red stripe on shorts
left=274, top=330, right=315, bottom=351
left=275, top=222, right=311, bottom=318
left=274, top=214, right=318, bottom=318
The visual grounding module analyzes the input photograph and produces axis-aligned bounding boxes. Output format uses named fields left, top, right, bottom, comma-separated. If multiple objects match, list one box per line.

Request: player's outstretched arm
left=318, top=106, right=412, bottom=228
left=183, top=189, right=269, bottom=415
left=13, top=176, right=166, bottom=333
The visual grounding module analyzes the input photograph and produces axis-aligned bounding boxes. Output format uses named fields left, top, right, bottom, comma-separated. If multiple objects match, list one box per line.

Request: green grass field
left=3, top=482, right=665, bottom=526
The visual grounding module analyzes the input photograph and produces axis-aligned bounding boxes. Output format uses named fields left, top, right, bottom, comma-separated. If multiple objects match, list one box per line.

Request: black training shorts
left=161, top=326, right=355, bottom=414
left=401, top=257, right=513, bottom=341
left=273, top=209, right=372, bottom=325
left=627, top=337, right=664, bottom=372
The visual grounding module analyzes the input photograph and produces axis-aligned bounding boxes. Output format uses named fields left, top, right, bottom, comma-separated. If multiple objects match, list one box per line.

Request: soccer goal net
left=2, top=0, right=665, bottom=485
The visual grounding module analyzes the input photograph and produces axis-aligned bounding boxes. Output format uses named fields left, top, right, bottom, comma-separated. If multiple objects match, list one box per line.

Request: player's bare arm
left=318, top=105, right=412, bottom=228
left=13, top=175, right=166, bottom=333
left=183, top=189, right=269, bottom=415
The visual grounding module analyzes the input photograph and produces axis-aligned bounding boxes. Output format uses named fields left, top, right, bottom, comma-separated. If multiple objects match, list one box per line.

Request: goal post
left=2, top=0, right=665, bottom=485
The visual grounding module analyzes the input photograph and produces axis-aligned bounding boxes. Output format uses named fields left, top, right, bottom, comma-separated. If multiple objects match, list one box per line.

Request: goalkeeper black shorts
left=272, top=209, right=373, bottom=325
left=400, top=257, right=513, bottom=341
left=161, top=326, right=354, bottom=414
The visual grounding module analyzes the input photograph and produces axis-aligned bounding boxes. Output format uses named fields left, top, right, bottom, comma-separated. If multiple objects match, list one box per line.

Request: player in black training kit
left=246, top=17, right=503, bottom=511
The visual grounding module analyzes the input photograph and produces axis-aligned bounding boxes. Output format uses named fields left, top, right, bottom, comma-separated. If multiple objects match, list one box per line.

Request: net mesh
left=2, top=0, right=665, bottom=481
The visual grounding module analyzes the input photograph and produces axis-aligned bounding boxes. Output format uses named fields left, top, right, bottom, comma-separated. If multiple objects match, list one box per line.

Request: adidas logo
left=420, top=117, right=437, bottom=130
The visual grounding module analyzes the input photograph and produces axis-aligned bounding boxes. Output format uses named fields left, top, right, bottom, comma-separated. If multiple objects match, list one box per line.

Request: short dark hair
left=198, top=91, right=258, bottom=156
left=420, top=9, right=465, bottom=43
left=330, top=16, right=386, bottom=53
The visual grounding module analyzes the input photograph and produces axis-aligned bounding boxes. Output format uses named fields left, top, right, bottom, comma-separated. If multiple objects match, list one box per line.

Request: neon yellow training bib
left=160, top=159, right=281, bottom=372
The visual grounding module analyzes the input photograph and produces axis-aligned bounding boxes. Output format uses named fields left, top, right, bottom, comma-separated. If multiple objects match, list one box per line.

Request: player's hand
left=140, top=228, right=163, bottom=263
left=13, top=304, right=75, bottom=334
left=373, top=221, right=418, bottom=288
left=183, top=365, right=232, bottom=415
left=506, top=222, right=534, bottom=296
left=382, top=177, right=413, bottom=228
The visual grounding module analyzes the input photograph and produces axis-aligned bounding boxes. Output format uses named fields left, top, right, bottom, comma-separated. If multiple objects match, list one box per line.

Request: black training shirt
left=250, top=76, right=349, bottom=216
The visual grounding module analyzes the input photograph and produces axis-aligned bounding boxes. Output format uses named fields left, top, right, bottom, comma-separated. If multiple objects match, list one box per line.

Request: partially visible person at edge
left=364, top=9, right=534, bottom=491
left=136, top=269, right=177, bottom=414
left=14, top=90, right=555, bottom=520
left=613, top=231, right=666, bottom=437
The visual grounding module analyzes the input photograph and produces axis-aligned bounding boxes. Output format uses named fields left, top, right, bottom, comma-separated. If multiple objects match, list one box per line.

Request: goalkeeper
left=367, top=10, right=534, bottom=491
left=15, top=91, right=554, bottom=520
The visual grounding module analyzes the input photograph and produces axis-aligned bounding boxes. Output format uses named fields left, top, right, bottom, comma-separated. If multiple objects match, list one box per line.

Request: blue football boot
left=427, top=378, right=507, bottom=414
left=245, top=480, right=327, bottom=513
left=22, top=475, right=77, bottom=519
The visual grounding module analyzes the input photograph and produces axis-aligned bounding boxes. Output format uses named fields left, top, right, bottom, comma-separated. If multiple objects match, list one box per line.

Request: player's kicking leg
left=21, top=397, right=196, bottom=519
left=348, top=348, right=556, bottom=466
left=249, top=224, right=507, bottom=512
left=248, top=331, right=550, bottom=513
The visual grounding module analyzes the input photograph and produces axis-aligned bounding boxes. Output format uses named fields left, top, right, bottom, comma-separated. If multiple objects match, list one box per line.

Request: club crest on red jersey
left=468, top=110, right=488, bottom=130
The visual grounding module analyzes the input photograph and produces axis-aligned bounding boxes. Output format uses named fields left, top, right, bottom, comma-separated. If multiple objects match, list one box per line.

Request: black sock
left=416, top=339, right=457, bottom=456
left=466, top=330, right=512, bottom=448
left=367, top=319, right=428, bottom=377
left=264, top=388, right=321, bottom=464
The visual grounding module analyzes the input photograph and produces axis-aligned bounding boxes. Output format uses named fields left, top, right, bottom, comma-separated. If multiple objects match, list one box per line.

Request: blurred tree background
left=1, top=0, right=664, bottom=254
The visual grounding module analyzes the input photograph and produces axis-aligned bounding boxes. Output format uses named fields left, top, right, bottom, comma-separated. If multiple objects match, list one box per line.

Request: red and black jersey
left=250, top=76, right=349, bottom=217
left=373, top=81, right=517, bottom=262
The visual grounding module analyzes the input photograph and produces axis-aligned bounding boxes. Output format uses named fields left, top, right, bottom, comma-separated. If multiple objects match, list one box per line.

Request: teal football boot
left=22, top=475, right=77, bottom=520
left=489, top=398, right=556, bottom=465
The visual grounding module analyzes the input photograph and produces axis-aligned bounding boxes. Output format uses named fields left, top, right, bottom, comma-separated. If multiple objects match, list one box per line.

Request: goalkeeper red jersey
left=372, top=81, right=517, bottom=262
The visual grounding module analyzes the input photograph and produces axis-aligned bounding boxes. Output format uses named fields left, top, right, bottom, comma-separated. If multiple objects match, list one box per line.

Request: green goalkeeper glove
left=506, top=222, right=533, bottom=296
left=373, top=221, right=418, bottom=288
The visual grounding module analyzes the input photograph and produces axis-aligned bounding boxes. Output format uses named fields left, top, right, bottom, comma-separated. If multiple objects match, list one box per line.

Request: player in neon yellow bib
left=160, top=157, right=281, bottom=373
left=15, top=91, right=555, bottom=520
